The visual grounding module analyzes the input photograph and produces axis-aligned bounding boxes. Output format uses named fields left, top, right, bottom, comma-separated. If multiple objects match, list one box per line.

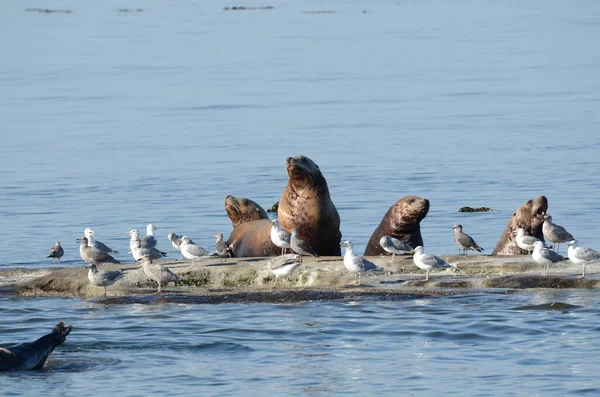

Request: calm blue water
left=2, top=292, right=600, bottom=396
left=2, top=1, right=600, bottom=394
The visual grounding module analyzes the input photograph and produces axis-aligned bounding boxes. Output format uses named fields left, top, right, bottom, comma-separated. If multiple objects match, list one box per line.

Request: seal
left=491, top=196, right=548, bottom=256
left=0, top=321, right=72, bottom=371
left=363, top=196, right=430, bottom=256
left=224, top=195, right=269, bottom=228
left=277, top=155, right=342, bottom=256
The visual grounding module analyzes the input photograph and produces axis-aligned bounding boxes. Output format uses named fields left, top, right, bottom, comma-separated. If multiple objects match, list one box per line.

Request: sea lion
left=491, top=196, right=548, bottom=256
left=226, top=219, right=282, bottom=257
left=224, top=195, right=269, bottom=228
left=0, top=321, right=72, bottom=371
left=277, top=156, right=342, bottom=256
left=363, top=196, right=430, bottom=256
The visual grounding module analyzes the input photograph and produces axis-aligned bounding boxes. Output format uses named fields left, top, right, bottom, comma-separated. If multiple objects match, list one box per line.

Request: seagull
left=452, top=224, right=484, bottom=255
left=543, top=215, right=575, bottom=253
left=168, top=232, right=183, bottom=259
left=178, top=236, right=210, bottom=264
left=268, top=254, right=302, bottom=286
left=567, top=240, right=600, bottom=279
left=340, top=241, right=380, bottom=285
left=290, top=228, right=318, bottom=260
left=213, top=233, right=233, bottom=258
left=84, top=228, right=119, bottom=255
left=85, top=264, right=123, bottom=296
left=379, top=236, right=412, bottom=263
left=532, top=241, right=566, bottom=277
left=0, top=321, right=72, bottom=371
left=47, top=241, right=64, bottom=264
left=270, top=219, right=291, bottom=254
left=78, top=237, right=120, bottom=266
left=130, top=238, right=168, bottom=261
left=410, top=246, right=455, bottom=281
left=141, top=224, right=157, bottom=249
left=140, top=255, right=182, bottom=294
left=513, top=228, right=542, bottom=254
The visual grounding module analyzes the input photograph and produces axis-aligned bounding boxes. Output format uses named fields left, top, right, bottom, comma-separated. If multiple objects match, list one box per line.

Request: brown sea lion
left=363, top=196, right=430, bottom=256
left=278, top=156, right=341, bottom=256
left=491, top=196, right=548, bottom=256
left=0, top=321, right=72, bottom=371
left=224, top=195, right=269, bottom=228
left=226, top=219, right=282, bottom=257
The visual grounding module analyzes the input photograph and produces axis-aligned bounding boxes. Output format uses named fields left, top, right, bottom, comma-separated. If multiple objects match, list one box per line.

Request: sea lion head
left=390, top=195, right=430, bottom=232
left=225, top=195, right=268, bottom=228
left=286, top=156, right=327, bottom=192
left=512, top=195, right=548, bottom=233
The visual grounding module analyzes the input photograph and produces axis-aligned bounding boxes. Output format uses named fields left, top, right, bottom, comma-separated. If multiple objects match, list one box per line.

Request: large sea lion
left=224, top=195, right=269, bottom=228
left=277, top=156, right=341, bottom=256
left=491, top=196, right=548, bottom=255
left=0, top=321, right=72, bottom=371
left=226, top=219, right=282, bottom=257
left=364, top=196, right=430, bottom=256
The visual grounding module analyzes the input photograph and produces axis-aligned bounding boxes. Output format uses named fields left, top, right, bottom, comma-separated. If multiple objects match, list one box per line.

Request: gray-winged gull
left=410, top=246, right=455, bottom=281
left=84, top=228, right=119, bottom=255
left=268, top=254, right=302, bottom=286
left=78, top=237, right=120, bottom=265
left=567, top=240, right=600, bottom=279
left=140, top=254, right=182, bottom=294
left=452, top=224, right=484, bottom=255
left=270, top=219, right=291, bottom=254
left=85, top=264, right=123, bottom=296
left=47, top=241, right=64, bottom=264
left=379, top=236, right=412, bottom=263
left=290, top=228, right=318, bottom=260
left=213, top=233, right=233, bottom=258
left=543, top=215, right=575, bottom=253
left=130, top=238, right=168, bottom=261
left=0, top=321, right=72, bottom=371
left=531, top=241, right=565, bottom=277
left=178, top=236, right=210, bottom=264
left=340, top=241, right=380, bottom=285
left=140, top=224, right=157, bottom=249
left=513, top=228, right=542, bottom=254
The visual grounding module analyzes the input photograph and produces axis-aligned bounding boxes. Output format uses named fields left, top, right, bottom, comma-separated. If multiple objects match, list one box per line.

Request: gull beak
left=409, top=248, right=416, bottom=254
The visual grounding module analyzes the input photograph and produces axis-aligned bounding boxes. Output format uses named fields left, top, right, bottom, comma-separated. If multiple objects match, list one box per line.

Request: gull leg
left=273, top=277, right=278, bottom=287
left=577, top=264, right=586, bottom=279
left=543, top=265, right=548, bottom=277
left=391, top=253, right=396, bottom=263
left=157, top=282, right=162, bottom=294
left=424, top=270, right=429, bottom=282
left=556, top=244, right=560, bottom=254
left=104, top=287, right=107, bottom=297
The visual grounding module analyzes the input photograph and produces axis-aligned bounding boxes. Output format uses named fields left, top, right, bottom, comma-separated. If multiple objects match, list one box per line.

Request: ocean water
left=1, top=0, right=600, bottom=394
left=2, top=292, right=600, bottom=396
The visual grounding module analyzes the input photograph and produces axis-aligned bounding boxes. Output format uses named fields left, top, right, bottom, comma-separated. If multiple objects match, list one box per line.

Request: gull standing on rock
left=78, top=237, right=120, bottom=266
left=532, top=241, right=565, bottom=277
left=567, top=240, right=600, bottom=279
left=140, top=255, right=182, bottom=294
left=410, top=246, right=455, bottom=281
left=452, top=224, right=484, bottom=255
left=141, top=224, right=158, bottom=249
left=168, top=232, right=183, bottom=259
left=514, top=228, right=542, bottom=254
left=270, top=219, right=291, bottom=255
left=47, top=242, right=64, bottom=264
left=85, top=264, right=123, bottom=296
left=213, top=233, right=233, bottom=258
left=178, top=236, right=210, bottom=264
left=290, top=228, right=319, bottom=260
left=130, top=238, right=168, bottom=261
left=543, top=215, right=575, bottom=253
left=84, top=228, right=119, bottom=255
left=379, top=236, right=412, bottom=263
left=268, top=254, right=302, bottom=286
left=340, top=241, right=380, bottom=286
